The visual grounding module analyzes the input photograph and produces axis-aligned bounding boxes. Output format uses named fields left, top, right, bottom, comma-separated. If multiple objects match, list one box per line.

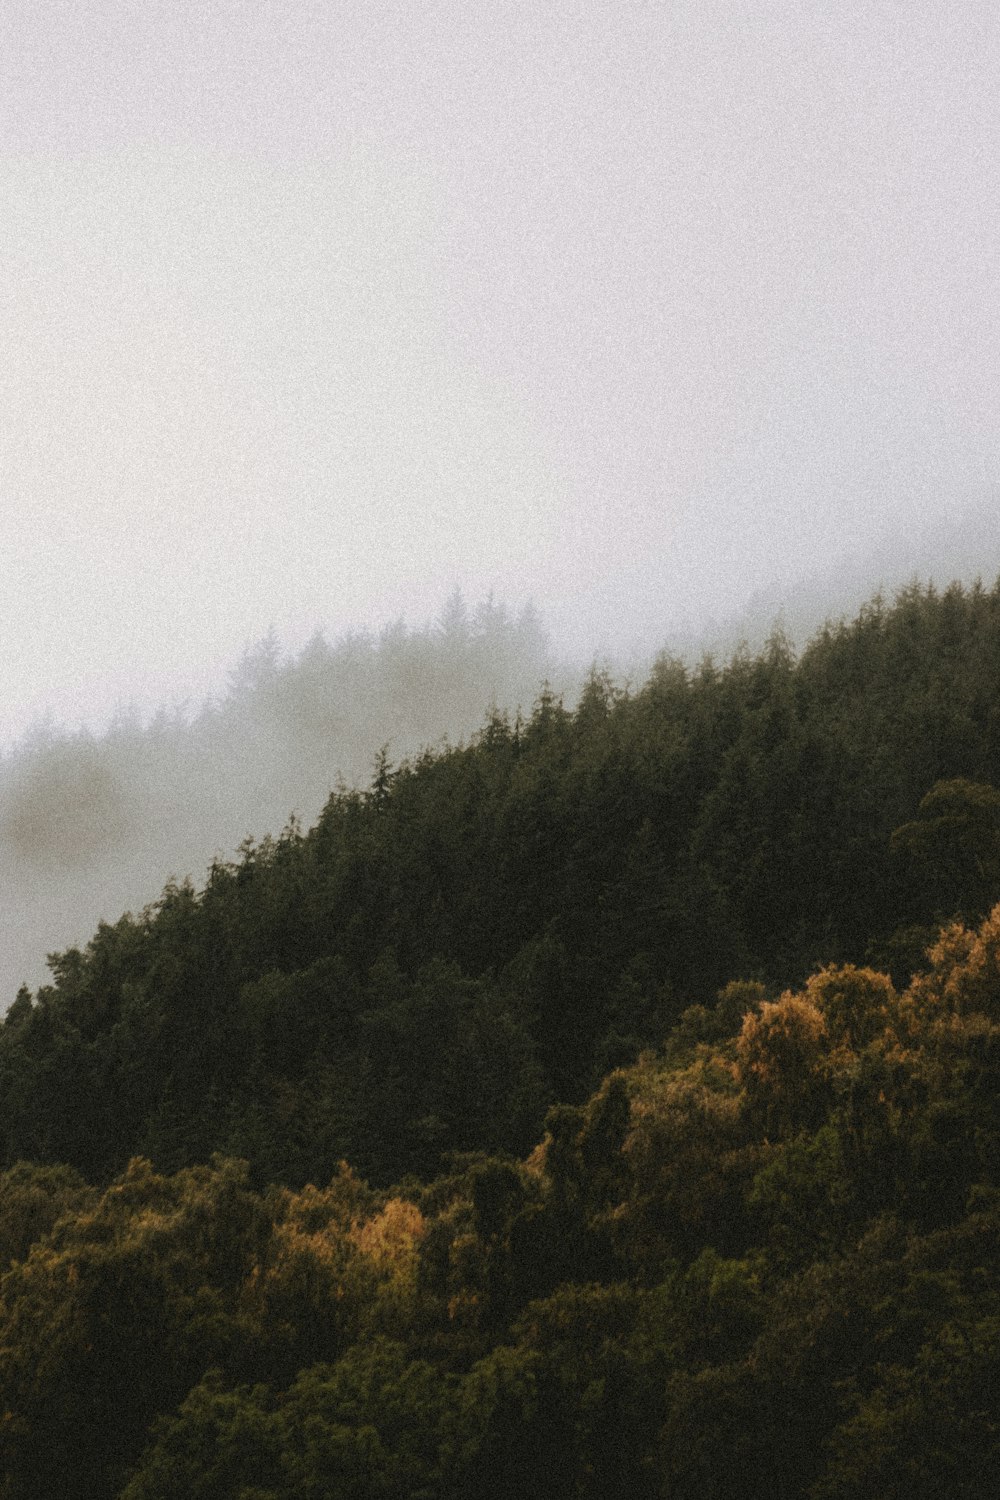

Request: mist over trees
left=670, top=500, right=1000, bottom=664
left=0, top=594, right=555, bottom=1006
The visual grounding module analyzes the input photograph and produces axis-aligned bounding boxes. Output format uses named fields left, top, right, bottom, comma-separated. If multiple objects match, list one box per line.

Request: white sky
left=2, top=1, right=999, bottom=741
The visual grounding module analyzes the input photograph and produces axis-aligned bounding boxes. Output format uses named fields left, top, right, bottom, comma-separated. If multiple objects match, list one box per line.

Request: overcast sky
left=2, top=1, right=998, bottom=743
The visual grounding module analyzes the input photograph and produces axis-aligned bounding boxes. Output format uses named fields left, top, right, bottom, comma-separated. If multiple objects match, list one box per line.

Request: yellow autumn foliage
left=350, top=1196, right=425, bottom=1272
left=736, top=992, right=829, bottom=1133
left=906, top=903, right=1000, bottom=1022
left=802, top=965, right=898, bottom=1050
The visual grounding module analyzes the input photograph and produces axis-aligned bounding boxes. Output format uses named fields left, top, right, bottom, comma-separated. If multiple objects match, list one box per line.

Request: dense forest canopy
left=4, top=577, right=1000, bottom=1496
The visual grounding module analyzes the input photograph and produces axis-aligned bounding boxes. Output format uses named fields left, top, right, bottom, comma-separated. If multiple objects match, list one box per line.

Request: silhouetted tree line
left=3, top=578, right=1000, bottom=1495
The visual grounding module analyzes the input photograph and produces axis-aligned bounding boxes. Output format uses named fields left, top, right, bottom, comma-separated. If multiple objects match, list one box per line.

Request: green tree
left=891, top=777, right=1000, bottom=924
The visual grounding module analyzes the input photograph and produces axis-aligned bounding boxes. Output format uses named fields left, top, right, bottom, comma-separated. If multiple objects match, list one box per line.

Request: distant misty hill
left=677, top=501, right=1000, bottom=662
left=0, top=596, right=557, bottom=1005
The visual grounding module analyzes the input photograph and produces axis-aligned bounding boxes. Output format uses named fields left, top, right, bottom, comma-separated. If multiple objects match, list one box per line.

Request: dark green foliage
left=121, top=1343, right=459, bottom=1500
left=0, top=1160, right=93, bottom=1268
left=891, top=775, right=1000, bottom=925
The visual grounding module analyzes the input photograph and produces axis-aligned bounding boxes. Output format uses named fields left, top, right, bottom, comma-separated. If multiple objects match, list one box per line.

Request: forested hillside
left=3, top=578, right=1000, bottom=1497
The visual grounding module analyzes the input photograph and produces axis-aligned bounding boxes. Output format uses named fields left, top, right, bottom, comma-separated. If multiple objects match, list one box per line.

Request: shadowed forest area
left=4, top=578, right=1000, bottom=1495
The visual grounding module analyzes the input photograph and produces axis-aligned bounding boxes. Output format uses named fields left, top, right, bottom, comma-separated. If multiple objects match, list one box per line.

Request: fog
left=680, top=500, right=1000, bottom=663
left=2, top=3, right=998, bottom=995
